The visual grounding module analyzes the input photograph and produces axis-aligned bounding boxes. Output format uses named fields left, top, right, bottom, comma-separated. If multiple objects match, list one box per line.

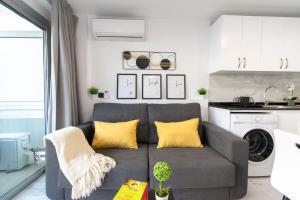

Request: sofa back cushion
left=93, top=103, right=149, bottom=143
left=148, top=103, right=202, bottom=144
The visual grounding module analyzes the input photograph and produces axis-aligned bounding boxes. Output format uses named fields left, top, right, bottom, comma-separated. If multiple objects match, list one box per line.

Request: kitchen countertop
left=209, top=102, right=300, bottom=110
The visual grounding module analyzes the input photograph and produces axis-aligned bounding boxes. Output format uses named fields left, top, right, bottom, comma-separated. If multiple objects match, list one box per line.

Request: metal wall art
left=123, top=51, right=176, bottom=70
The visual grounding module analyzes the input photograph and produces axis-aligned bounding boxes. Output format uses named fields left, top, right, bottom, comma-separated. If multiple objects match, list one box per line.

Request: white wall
left=76, top=14, right=211, bottom=122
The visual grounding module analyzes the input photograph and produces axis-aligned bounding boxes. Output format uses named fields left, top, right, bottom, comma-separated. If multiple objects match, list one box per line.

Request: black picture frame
left=117, top=74, right=137, bottom=99
left=142, top=74, right=162, bottom=99
left=166, top=74, right=186, bottom=99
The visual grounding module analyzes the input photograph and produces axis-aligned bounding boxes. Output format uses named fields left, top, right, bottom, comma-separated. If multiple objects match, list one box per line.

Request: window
left=0, top=1, right=50, bottom=199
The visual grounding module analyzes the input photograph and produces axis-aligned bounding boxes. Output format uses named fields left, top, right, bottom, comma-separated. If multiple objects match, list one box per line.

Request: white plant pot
left=88, top=94, right=97, bottom=99
left=155, top=193, right=169, bottom=200
left=199, top=94, right=207, bottom=100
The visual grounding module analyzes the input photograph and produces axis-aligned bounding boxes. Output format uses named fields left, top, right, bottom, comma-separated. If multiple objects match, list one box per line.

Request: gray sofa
left=45, top=103, right=248, bottom=200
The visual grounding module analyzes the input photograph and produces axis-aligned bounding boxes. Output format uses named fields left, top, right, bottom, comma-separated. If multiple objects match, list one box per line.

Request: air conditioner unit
left=92, top=19, right=145, bottom=41
left=0, top=132, right=34, bottom=171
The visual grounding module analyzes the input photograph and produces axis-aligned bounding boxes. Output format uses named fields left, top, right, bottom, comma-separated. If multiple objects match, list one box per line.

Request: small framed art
left=117, top=74, right=137, bottom=99
left=166, top=74, right=186, bottom=99
left=142, top=74, right=162, bottom=99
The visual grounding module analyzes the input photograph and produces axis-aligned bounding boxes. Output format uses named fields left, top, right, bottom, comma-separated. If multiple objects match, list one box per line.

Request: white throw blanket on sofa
left=45, top=126, right=116, bottom=199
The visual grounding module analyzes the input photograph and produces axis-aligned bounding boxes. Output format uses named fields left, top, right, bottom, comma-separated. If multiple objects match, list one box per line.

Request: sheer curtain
left=51, top=0, right=79, bottom=129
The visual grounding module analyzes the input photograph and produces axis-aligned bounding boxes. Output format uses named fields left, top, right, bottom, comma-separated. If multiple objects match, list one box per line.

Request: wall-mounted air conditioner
left=92, top=19, right=145, bottom=41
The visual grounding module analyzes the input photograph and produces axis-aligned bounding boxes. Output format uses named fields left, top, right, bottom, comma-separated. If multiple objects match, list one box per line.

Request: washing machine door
left=243, top=129, right=274, bottom=162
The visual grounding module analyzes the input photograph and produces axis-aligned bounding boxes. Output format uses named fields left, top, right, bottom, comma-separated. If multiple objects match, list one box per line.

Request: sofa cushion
left=92, top=120, right=139, bottom=149
left=148, top=144, right=236, bottom=189
left=58, top=144, right=148, bottom=190
left=155, top=118, right=203, bottom=148
left=148, top=103, right=202, bottom=144
left=93, top=103, right=149, bottom=143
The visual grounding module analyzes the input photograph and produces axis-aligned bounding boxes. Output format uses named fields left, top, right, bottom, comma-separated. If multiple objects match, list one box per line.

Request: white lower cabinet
left=273, top=110, right=300, bottom=133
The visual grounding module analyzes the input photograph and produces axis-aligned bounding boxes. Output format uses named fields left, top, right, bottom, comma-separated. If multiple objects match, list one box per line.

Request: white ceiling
left=67, top=0, right=300, bottom=20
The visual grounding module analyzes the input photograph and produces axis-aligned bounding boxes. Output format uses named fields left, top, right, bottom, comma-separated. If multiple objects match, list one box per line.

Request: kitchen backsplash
left=209, top=73, right=300, bottom=102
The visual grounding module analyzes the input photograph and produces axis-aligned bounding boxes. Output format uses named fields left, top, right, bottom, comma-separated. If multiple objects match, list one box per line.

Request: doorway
left=0, top=1, right=50, bottom=199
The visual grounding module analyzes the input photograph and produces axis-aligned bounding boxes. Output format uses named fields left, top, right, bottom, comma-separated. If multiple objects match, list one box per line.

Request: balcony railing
left=0, top=101, right=45, bottom=148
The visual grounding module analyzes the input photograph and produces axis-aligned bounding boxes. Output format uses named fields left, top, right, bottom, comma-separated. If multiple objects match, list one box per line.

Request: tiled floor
left=11, top=175, right=48, bottom=200
left=12, top=175, right=282, bottom=200
left=0, top=163, right=45, bottom=198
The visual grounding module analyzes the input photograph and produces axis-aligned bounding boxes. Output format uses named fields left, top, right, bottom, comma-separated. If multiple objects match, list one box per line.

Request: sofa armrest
left=202, top=121, right=249, bottom=199
left=77, top=121, right=94, bottom=145
left=45, top=139, right=65, bottom=200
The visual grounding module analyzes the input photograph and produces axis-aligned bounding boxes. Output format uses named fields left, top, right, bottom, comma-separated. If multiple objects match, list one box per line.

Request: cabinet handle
left=237, top=57, right=241, bottom=68
left=243, top=57, right=246, bottom=68
left=280, top=58, right=283, bottom=69
left=285, top=58, right=289, bottom=69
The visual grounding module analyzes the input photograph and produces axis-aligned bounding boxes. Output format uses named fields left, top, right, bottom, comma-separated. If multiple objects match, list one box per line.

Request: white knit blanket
left=45, top=126, right=116, bottom=199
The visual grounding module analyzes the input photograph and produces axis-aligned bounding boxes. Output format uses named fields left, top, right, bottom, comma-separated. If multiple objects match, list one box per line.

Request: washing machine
left=230, top=113, right=278, bottom=177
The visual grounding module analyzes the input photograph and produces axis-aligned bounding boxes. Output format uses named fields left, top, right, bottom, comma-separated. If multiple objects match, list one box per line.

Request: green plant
left=284, top=82, right=297, bottom=101
left=87, top=86, right=99, bottom=95
left=197, top=87, right=207, bottom=96
left=153, top=162, right=172, bottom=197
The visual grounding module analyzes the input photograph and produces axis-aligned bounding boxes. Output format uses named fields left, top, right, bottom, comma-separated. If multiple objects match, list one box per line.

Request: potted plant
left=197, top=87, right=207, bottom=96
left=153, top=162, right=172, bottom=200
left=283, top=82, right=297, bottom=106
left=87, top=86, right=99, bottom=99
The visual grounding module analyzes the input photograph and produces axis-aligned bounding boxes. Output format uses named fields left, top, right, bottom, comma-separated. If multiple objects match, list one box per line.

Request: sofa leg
left=283, top=195, right=290, bottom=200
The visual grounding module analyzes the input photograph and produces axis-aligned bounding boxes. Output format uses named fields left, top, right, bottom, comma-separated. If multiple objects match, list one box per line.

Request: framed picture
left=166, top=74, right=186, bottom=99
left=117, top=74, right=137, bottom=99
left=123, top=51, right=176, bottom=70
left=142, top=74, right=162, bottom=99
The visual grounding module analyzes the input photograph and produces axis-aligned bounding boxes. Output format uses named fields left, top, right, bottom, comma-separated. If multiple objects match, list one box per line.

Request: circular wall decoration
left=123, top=51, right=176, bottom=70
left=136, top=55, right=150, bottom=69
left=149, top=53, right=163, bottom=67
left=160, top=59, right=171, bottom=70
left=123, top=51, right=132, bottom=60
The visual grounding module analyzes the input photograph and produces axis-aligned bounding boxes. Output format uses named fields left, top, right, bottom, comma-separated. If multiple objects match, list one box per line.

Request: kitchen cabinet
left=209, top=15, right=300, bottom=73
left=261, top=17, right=300, bottom=71
left=240, top=16, right=262, bottom=70
left=283, top=18, right=300, bottom=71
left=209, top=15, right=261, bottom=72
left=260, top=17, right=285, bottom=71
left=273, top=110, right=300, bottom=133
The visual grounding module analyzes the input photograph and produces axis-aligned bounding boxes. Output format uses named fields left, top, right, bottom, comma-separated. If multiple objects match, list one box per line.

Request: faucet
left=264, top=85, right=277, bottom=106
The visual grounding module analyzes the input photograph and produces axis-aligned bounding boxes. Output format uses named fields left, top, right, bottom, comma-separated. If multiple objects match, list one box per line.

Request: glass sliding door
left=0, top=2, right=49, bottom=199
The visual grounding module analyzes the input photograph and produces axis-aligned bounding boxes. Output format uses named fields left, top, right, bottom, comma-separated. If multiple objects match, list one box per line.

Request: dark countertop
left=209, top=102, right=300, bottom=110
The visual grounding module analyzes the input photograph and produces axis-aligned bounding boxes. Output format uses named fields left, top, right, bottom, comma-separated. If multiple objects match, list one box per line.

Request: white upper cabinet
left=209, top=15, right=242, bottom=72
left=240, top=16, right=262, bottom=70
left=260, top=17, right=286, bottom=71
left=219, top=16, right=242, bottom=71
left=261, top=17, right=300, bottom=71
left=209, top=15, right=300, bottom=73
left=283, top=18, right=300, bottom=71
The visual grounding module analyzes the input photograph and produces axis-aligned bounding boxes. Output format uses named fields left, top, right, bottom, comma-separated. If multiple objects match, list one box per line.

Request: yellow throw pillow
left=155, top=118, right=203, bottom=148
left=92, top=120, right=139, bottom=149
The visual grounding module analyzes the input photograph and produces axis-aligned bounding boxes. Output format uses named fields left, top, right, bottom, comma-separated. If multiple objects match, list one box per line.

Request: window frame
left=0, top=1, right=51, bottom=199
left=0, top=0, right=51, bottom=134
